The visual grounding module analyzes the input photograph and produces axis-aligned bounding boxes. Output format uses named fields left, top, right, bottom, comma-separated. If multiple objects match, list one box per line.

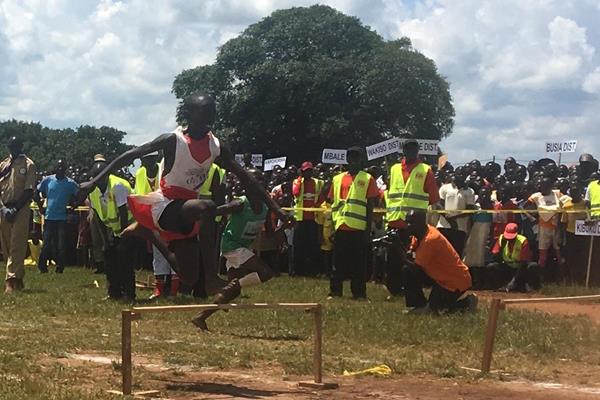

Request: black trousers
left=38, top=220, right=66, bottom=272
left=330, top=230, right=367, bottom=298
left=487, top=261, right=541, bottom=290
left=402, top=263, right=470, bottom=312
left=293, top=220, right=320, bottom=276
left=438, top=228, right=467, bottom=257
left=385, top=228, right=411, bottom=296
left=104, top=235, right=139, bottom=300
left=320, top=249, right=333, bottom=277
left=565, top=232, right=588, bottom=285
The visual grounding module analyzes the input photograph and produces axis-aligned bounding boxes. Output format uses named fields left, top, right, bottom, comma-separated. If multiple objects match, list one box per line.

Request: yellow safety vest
left=198, top=164, right=225, bottom=200
left=293, top=177, right=323, bottom=221
left=331, top=171, right=371, bottom=231
left=499, top=234, right=526, bottom=268
left=89, top=175, right=135, bottom=236
left=198, top=163, right=225, bottom=222
left=386, top=162, right=430, bottom=223
left=588, top=180, right=600, bottom=218
left=134, top=165, right=160, bottom=195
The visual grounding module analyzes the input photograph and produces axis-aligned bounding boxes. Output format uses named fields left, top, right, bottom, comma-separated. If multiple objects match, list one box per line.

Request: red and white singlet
left=128, top=126, right=221, bottom=242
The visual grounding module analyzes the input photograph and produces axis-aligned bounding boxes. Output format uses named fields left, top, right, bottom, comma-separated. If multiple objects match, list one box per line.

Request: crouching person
left=488, top=223, right=540, bottom=292
left=401, top=211, right=477, bottom=314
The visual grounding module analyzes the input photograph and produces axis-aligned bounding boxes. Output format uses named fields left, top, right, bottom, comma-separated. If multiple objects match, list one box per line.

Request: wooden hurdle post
left=118, top=303, right=336, bottom=395
left=481, top=298, right=503, bottom=374
left=481, top=295, right=600, bottom=374
left=312, top=305, right=323, bottom=383
left=121, top=309, right=133, bottom=395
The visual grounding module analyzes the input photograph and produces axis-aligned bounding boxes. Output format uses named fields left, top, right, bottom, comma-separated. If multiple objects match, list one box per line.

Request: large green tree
left=0, top=120, right=133, bottom=174
left=172, top=5, right=454, bottom=162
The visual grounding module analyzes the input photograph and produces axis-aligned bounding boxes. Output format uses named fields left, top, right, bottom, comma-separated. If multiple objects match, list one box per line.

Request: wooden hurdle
left=481, top=294, right=600, bottom=373
left=118, top=303, right=333, bottom=396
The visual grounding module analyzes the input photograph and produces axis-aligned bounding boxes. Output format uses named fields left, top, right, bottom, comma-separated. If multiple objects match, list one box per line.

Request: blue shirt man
left=38, top=175, right=78, bottom=221
left=36, top=160, right=78, bottom=273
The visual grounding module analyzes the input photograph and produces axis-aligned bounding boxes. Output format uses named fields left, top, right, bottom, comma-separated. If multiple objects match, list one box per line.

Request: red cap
left=503, top=223, right=519, bottom=240
left=301, top=161, right=314, bottom=171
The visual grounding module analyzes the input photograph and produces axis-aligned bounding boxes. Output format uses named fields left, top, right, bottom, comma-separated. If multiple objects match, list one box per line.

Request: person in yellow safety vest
left=134, top=152, right=161, bottom=195
left=187, top=163, right=227, bottom=298
left=324, top=147, right=379, bottom=299
left=88, top=161, right=139, bottom=301
left=384, top=138, right=440, bottom=298
left=487, top=223, right=540, bottom=292
left=291, top=161, right=323, bottom=276
left=198, top=163, right=226, bottom=203
left=585, top=176, right=600, bottom=286
left=586, top=177, right=600, bottom=219
left=135, top=152, right=180, bottom=299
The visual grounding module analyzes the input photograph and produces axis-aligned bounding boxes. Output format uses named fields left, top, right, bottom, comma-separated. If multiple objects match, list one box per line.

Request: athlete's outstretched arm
left=216, top=145, right=291, bottom=223
left=78, top=133, right=174, bottom=197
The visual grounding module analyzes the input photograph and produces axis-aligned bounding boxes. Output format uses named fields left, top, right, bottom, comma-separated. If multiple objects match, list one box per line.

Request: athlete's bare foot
left=191, top=315, right=210, bottom=331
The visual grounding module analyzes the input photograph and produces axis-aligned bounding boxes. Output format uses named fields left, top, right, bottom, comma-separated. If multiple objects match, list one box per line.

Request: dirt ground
left=57, top=352, right=600, bottom=400
left=141, top=369, right=600, bottom=400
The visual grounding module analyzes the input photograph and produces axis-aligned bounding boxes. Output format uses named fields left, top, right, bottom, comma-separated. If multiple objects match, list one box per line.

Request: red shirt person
left=291, top=162, right=324, bottom=276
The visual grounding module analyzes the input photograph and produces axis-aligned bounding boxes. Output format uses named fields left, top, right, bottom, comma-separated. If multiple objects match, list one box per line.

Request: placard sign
left=235, top=154, right=263, bottom=167
left=366, top=138, right=401, bottom=161
left=545, top=140, right=577, bottom=154
left=575, top=220, right=600, bottom=236
left=322, top=148, right=347, bottom=164
left=398, top=139, right=439, bottom=156
left=263, top=157, right=287, bottom=171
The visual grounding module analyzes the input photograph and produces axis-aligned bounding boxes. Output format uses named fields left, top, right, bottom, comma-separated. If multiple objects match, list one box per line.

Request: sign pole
left=586, top=236, right=594, bottom=288
left=558, top=152, right=562, bottom=166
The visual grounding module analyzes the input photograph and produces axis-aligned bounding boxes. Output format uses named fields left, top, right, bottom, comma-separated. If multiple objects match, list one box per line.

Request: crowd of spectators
left=5, top=141, right=600, bottom=300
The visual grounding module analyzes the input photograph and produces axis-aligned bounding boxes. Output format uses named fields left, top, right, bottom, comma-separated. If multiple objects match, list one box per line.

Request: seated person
left=400, top=211, right=477, bottom=314
left=488, top=223, right=540, bottom=292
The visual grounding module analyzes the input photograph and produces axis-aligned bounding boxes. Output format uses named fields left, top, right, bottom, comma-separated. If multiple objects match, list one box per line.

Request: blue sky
left=1, top=0, right=599, bottom=165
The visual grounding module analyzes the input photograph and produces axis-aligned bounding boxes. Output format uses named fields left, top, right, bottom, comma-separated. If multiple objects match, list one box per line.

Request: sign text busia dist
left=545, top=140, right=577, bottom=154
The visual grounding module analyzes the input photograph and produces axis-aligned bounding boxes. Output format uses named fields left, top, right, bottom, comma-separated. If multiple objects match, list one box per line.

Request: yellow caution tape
left=281, top=207, right=600, bottom=215
left=342, top=364, right=392, bottom=377
left=28, top=205, right=599, bottom=215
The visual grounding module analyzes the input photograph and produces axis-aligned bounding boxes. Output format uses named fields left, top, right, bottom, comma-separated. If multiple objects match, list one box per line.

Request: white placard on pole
left=366, top=138, right=401, bottom=161
left=545, top=140, right=577, bottom=154
left=575, top=220, right=600, bottom=236
left=575, top=219, right=599, bottom=288
left=322, top=148, right=348, bottom=164
left=398, top=139, right=439, bottom=156
left=235, top=154, right=263, bottom=167
left=263, top=156, right=287, bottom=171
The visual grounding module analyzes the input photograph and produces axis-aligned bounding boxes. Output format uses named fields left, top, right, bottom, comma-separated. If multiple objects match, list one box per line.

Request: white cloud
left=91, top=0, right=124, bottom=23
left=0, top=0, right=599, bottom=164
left=583, top=67, right=600, bottom=94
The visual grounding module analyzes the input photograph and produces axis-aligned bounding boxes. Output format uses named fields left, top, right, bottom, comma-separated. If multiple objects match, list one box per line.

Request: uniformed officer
left=0, top=136, right=36, bottom=293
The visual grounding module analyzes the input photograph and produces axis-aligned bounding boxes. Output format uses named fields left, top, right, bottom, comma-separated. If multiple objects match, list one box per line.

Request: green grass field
left=1, top=265, right=600, bottom=399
